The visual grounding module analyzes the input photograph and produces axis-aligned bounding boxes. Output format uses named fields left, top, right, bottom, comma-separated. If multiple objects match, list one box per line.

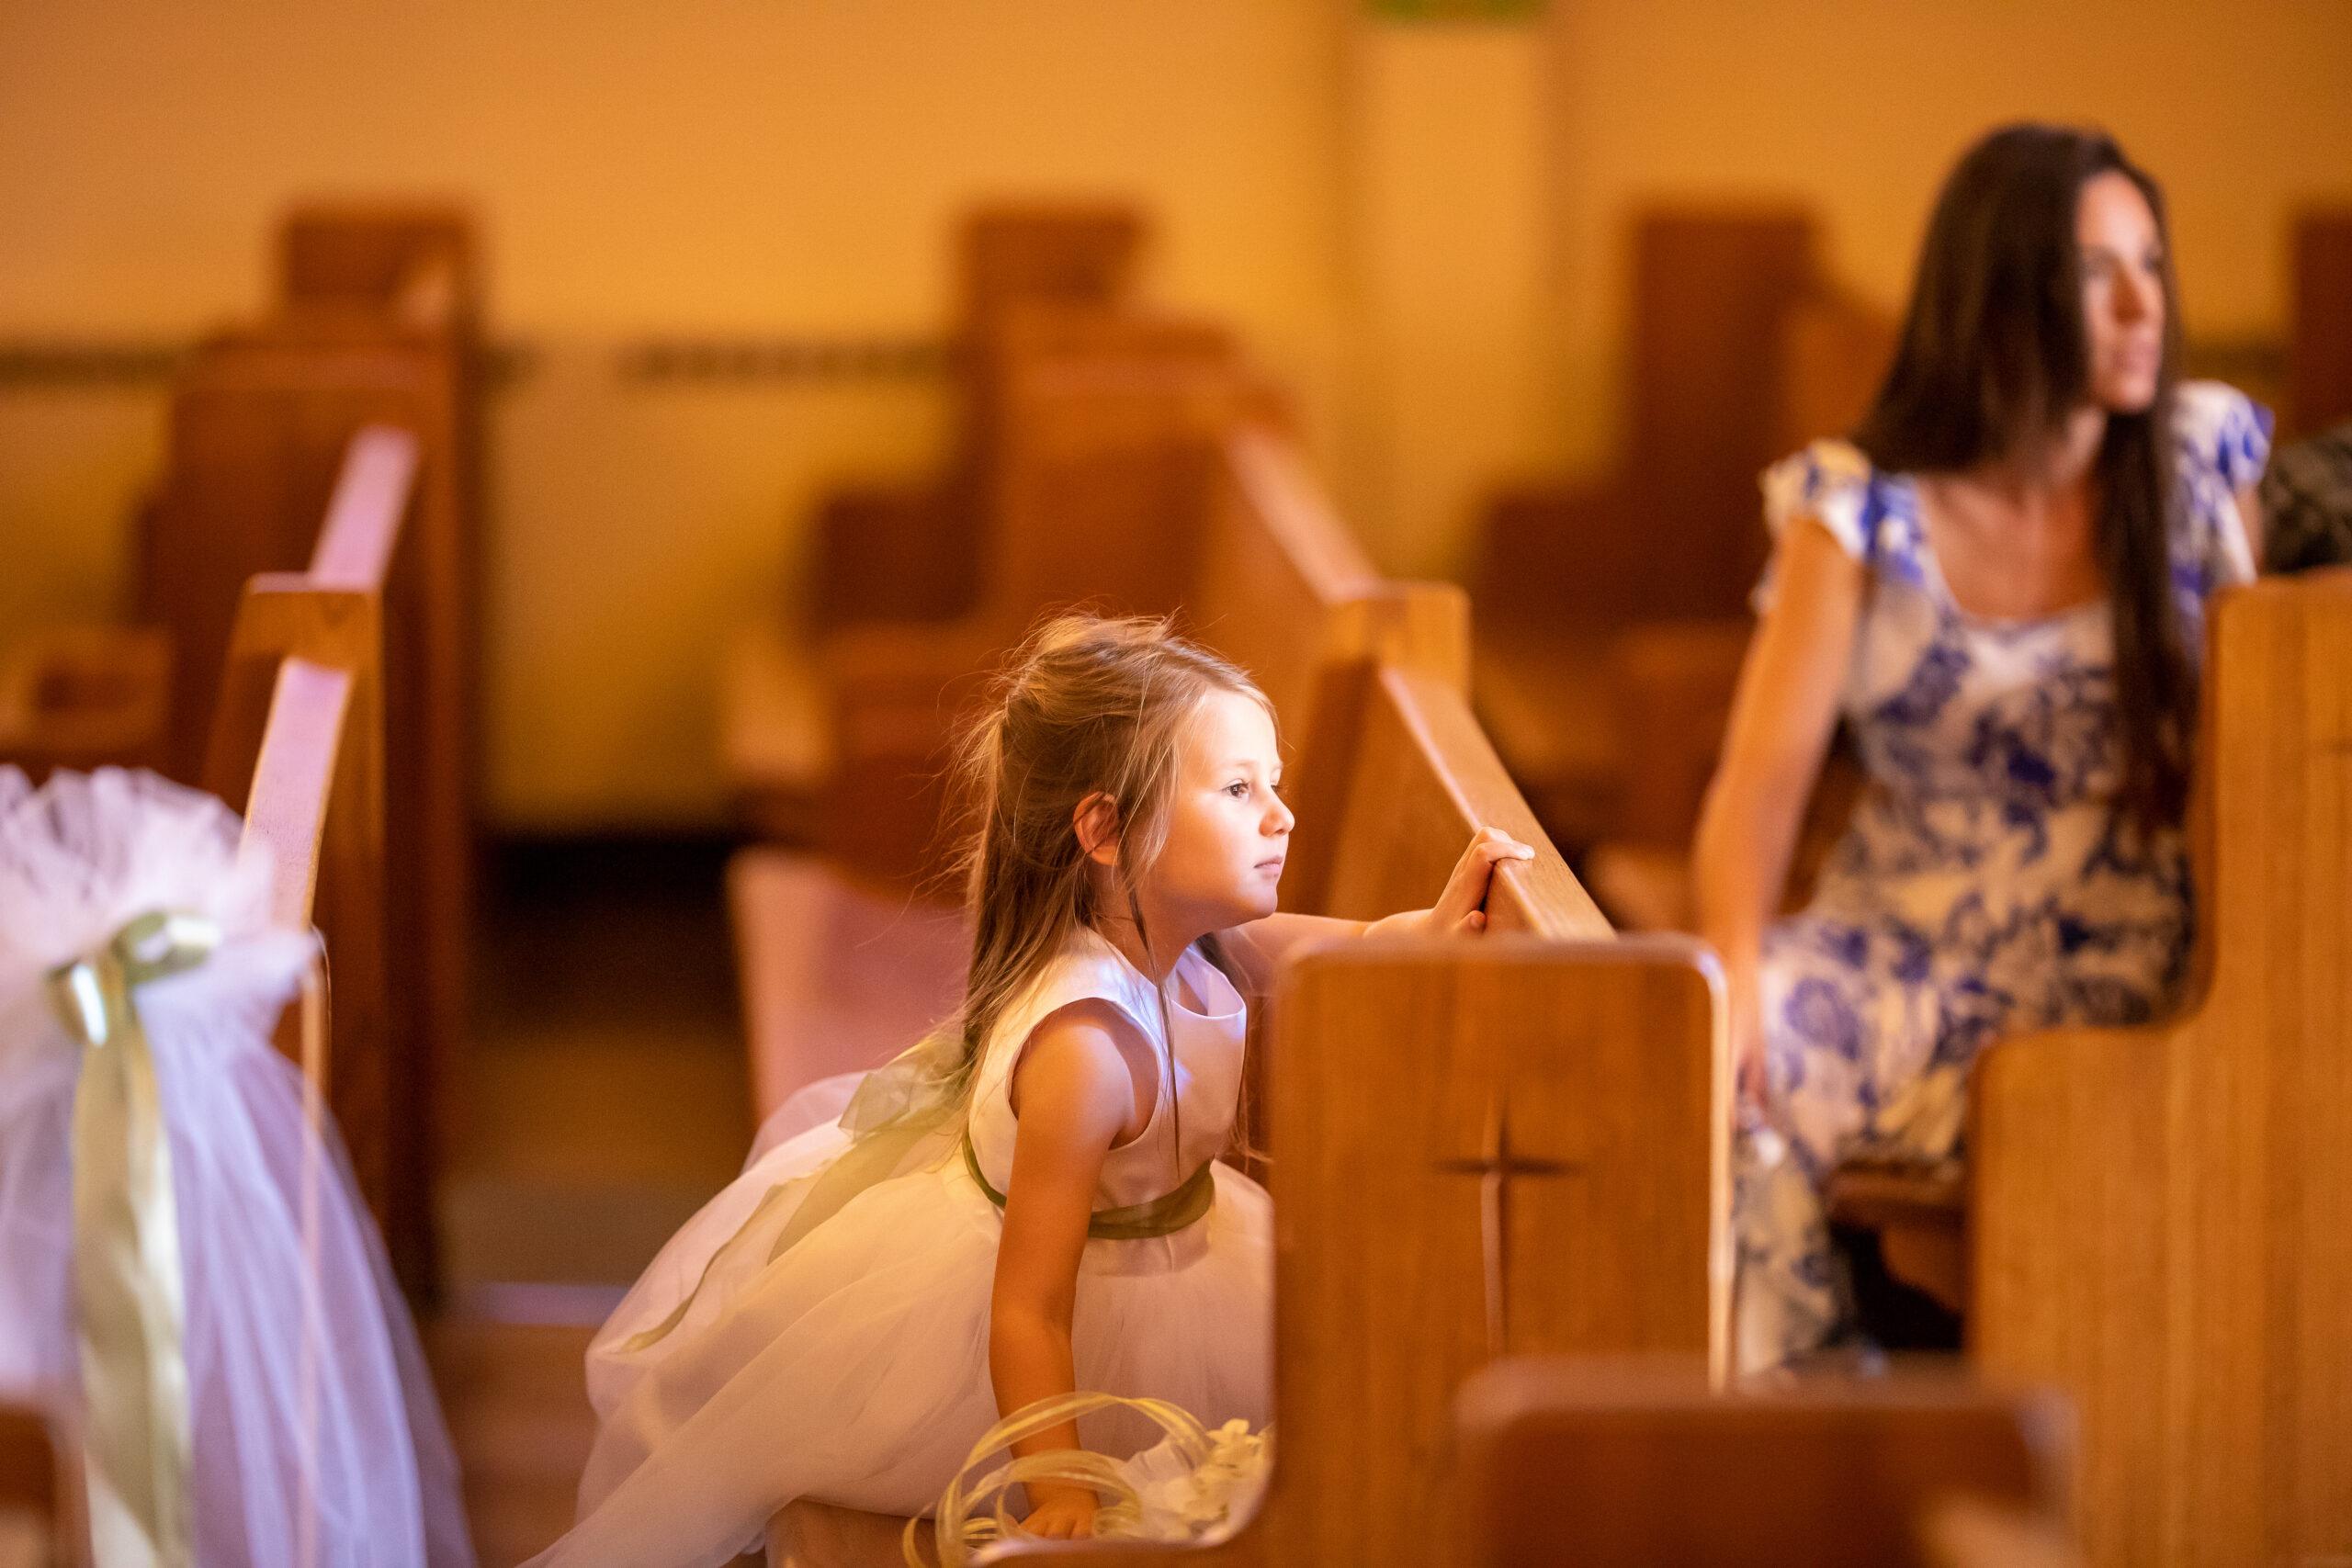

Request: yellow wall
left=0, top=0, right=1351, bottom=828
left=3, top=1, right=2346, bottom=826
left=1546, top=0, right=2352, bottom=476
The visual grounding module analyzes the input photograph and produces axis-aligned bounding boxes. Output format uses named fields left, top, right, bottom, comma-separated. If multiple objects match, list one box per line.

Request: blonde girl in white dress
left=526, top=615, right=1532, bottom=1568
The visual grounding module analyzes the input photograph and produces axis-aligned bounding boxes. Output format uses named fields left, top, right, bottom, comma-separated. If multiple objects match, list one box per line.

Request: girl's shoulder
left=1755, top=438, right=1928, bottom=604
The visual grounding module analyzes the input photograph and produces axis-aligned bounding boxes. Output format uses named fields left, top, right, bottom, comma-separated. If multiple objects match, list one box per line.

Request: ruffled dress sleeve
left=2170, top=379, right=2274, bottom=592
left=1753, top=438, right=1916, bottom=612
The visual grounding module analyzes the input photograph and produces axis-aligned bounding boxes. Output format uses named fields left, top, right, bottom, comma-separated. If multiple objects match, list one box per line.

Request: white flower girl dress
left=531, top=927, right=1273, bottom=1568
left=0, top=767, right=469, bottom=1568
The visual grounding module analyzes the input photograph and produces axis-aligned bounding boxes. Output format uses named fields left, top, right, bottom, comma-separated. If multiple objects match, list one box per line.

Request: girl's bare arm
left=1692, top=518, right=1863, bottom=1101
left=1218, top=829, right=1535, bottom=992
left=990, top=1007, right=1142, bottom=1540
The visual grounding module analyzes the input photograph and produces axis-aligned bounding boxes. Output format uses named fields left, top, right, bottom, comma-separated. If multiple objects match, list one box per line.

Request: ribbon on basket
left=912, top=1393, right=1272, bottom=1568
left=46, top=909, right=221, bottom=1568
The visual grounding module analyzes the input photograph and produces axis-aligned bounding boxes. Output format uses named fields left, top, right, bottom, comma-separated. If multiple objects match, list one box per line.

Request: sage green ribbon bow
left=47, top=909, right=220, bottom=1568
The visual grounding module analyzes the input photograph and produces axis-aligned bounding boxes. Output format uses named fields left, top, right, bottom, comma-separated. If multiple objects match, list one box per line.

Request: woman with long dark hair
left=1693, top=124, right=2271, bottom=1372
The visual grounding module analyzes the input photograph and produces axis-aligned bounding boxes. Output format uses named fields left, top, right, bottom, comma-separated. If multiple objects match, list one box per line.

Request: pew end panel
left=1971, top=569, right=2352, bottom=1566
left=1453, top=1357, right=2071, bottom=1568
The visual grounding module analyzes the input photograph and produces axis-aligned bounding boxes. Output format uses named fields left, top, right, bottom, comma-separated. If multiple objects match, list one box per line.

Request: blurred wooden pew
left=733, top=348, right=1289, bottom=1122
left=1453, top=1359, right=2073, bottom=1568
left=723, top=203, right=1158, bottom=842
left=1468, top=209, right=1896, bottom=930
left=0, top=435, right=414, bottom=1568
left=199, top=425, right=418, bottom=1260
left=0, top=207, right=480, bottom=1294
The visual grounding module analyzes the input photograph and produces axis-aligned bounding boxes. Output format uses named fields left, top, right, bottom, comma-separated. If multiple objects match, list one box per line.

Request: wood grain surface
left=1973, top=569, right=2352, bottom=1565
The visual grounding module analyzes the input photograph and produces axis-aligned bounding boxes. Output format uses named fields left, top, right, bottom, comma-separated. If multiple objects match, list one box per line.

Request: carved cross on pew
left=1434, top=1091, right=1581, bottom=1358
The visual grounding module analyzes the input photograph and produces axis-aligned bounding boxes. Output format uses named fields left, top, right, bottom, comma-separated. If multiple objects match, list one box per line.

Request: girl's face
left=1144, top=688, right=1294, bottom=932
left=2077, top=170, right=2165, bottom=415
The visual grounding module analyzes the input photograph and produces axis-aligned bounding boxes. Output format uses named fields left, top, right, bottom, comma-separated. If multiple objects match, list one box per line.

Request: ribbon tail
left=71, top=1006, right=196, bottom=1568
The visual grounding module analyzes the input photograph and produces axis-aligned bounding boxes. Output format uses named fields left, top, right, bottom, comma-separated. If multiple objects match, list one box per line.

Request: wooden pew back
left=280, top=204, right=480, bottom=336
left=1972, top=568, right=2352, bottom=1566
left=0, top=445, right=407, bottom=1568
left=200, top=425, right=416, bottom=1260
left=153, top=317, right=465, bottom=1295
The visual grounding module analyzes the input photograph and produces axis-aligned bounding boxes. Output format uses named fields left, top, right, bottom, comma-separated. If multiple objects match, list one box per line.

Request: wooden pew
left=1573, top=279, right=1894, bottom=934
left=1471, top=212, right=1897, bottom=914
left=160, top=310, right=469, bottom=1298
left=1470, top=209, right=1819, bottom=848
left=0, top=442, right=413, bottom=1568
left=809, top=204, right=1143, bottom=637
left=724, top=205, right=1152, bottom=840
left=1453, top=1359, right=2071, bottom=1568
left=1962, top=568, right=2352, bottom=1567
left=0, top=209, right=480, bottom=1293
left=199, top=426, right=419, bottom=1258
left=729, top=307, right=1258, bottom=862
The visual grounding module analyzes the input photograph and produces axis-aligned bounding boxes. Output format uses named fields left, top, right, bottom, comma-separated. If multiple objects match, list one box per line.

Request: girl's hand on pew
left=1367, top=827, right=1535, bottom=938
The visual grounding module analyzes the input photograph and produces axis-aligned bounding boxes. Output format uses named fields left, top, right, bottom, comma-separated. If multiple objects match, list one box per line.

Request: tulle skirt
left=0, top=768, right=471, bottom=1568
left=530, top=1077, right=1273, bottom=1568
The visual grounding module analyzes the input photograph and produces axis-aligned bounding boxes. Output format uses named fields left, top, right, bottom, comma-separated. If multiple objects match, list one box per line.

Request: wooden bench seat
left=1454, top=1358, right=2071, bottom=1568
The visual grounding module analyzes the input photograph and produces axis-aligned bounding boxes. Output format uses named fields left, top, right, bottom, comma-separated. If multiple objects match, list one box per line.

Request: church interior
left=3, top=2, right=2350, bottom=1565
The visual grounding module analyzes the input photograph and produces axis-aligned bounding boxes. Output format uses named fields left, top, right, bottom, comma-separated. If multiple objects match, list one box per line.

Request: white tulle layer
left=0, top=768, right=472, bottom=1568
left=528, top=1075, right=1273, bottom=1568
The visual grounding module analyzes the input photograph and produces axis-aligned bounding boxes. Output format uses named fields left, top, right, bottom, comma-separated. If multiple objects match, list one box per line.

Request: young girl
left=526, top=615, right=1531, bottom=1567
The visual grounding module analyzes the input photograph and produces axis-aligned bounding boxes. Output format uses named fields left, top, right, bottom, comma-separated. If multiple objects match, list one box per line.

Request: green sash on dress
left=960, top=1134, right=1216, bottom=1240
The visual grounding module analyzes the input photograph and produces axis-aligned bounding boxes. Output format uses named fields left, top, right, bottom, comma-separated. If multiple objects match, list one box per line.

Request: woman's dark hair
left=1852, top=122, right=2191, bottom=829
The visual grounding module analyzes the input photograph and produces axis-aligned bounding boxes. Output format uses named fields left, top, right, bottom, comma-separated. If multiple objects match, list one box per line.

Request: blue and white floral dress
left=1735, top=381, right=2272, bottom=1371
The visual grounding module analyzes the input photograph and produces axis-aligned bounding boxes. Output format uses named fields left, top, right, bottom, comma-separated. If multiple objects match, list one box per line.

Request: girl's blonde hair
left=941, top=613, right=1267, bottom=1080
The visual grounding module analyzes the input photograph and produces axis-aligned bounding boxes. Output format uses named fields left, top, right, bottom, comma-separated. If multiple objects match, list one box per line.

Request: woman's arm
left=1218, top=829, right=1535, bottom=992
left=990, top=1006, right=1146, bottom=1540
left=1692, top=518, right=1864, bottom=1105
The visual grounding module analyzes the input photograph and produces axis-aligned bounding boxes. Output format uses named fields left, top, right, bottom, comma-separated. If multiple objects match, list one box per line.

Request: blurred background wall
left=2, top=0, right=2345, bottom=829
